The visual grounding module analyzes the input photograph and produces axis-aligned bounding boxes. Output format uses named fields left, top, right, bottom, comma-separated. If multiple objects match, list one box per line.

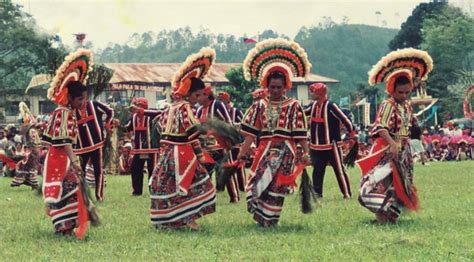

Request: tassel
left=344, top=141, right=359, bottom=168
left=77, top=171, right=101, bottom=226
left=300, top=169, right=318, bottom=214
left=216, top=162, right=239, bottom=191
left=198, top=119, right=242, bottom=150
left=88, top=204, right=101, bottom=227
left=391, top=161, right=420, bottom=211
left=74, top=184, right=89, bottom=240
left=102, top=136, right=113, bottom=169
left=36, top=180, right=43, bottom=196
left=86, top=64, right=114, bottom=98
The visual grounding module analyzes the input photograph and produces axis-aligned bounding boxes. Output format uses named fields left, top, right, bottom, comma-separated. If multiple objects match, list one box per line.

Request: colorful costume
left=149, top=47, right=216, bottom=228
left=125, top=97, right=161, bottom=196
left=11, top=124, right=43, bottom=189
left=217, top=91, right=246, bottom=193
left=357, top=48, right=433, bottom=222
left=42, top=49, right=94, bottom=238
left=242, top=38, right=310, bottom=226
left=306, top=83, right=355, bottom=198
left=197, top=92, right=240, bottom=202
left=118, top=143, right=133, bottom=175
left=10, top=103, right=43, bottom=188
left=75, top=100, right=114, bottom=201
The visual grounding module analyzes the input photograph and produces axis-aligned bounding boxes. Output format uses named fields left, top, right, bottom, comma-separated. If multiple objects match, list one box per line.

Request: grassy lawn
left=1, top=161, right=473, bottom=261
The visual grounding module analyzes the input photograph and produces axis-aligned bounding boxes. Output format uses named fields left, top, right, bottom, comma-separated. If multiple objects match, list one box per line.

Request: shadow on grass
left=244, top=223, right=312, bottom=233
left=361, top=217, right=418, bottom=227
left=31, top=228, right=88, bottom=243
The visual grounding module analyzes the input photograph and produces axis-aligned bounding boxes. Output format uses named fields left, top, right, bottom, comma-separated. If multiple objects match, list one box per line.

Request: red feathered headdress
left=47, top=49, right=93, bottom=106
left=171, top=47, right=216, bottom=98
left=368, top=48, right=433, bottom=95
left=243, top=38, right=311, bottom=90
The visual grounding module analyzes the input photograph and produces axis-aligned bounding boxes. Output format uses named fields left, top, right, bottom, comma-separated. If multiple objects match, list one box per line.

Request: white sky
left=12, top=0, right=467, bottom=50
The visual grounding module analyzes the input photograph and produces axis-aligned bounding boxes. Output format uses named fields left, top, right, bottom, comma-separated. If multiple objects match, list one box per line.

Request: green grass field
left=1, top=161, right=473, bottom=261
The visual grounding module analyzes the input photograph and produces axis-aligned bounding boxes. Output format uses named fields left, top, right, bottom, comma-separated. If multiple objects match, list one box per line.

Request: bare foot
left=376, top=212, right=389, bottom=224
left=186, top=221, right=201, bottom=230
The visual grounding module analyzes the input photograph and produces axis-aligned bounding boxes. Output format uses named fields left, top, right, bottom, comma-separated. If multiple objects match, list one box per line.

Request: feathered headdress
left=47, top=49, right=93, bottom=106
left=368, top=48, right=433, bottom=94
left=171, top=47, right=216, bottom=97
left=243, top=38, right=311, bottom=90
left=19, top=102, right=36, bottom=124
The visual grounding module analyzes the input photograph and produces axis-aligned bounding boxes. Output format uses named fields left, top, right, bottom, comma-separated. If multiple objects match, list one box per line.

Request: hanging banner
left=363, top=103, right=371, bottom=126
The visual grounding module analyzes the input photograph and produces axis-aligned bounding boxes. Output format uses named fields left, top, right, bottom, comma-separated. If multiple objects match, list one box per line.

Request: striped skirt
left=246, top=139, right=295, bottom=227
left=45, top=170, right=80, bottom=233
left=149, top=143, right=216, bottom=228
left=11, top=170, right=39, bottom=188
left=11, top=151, right=40, bottom=188
left=358, top=142, right=415, bottom=221
left=43, top=148, right=82, bottom=234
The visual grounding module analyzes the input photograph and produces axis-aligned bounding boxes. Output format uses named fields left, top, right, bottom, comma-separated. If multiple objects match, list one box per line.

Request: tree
left=389, top=2, right=447, bottom=50
left=421, top=5, right=474, bottom=118
left=294, top=24, right=397, bottom=99
left=223, top=66, right=258, bottom=109
left=0, top=1, right=66, bottom=90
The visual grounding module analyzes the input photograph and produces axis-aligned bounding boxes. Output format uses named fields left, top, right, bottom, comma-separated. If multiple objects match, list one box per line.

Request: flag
left=355, top=97, right=367, bottom=106
left=243, top=38, right=257, bottom=44
left=74, top=33, right=86, bottom=45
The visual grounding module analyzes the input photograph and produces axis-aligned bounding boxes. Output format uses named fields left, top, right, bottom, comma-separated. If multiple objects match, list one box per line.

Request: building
left=21, top=63, right=339, bottom=118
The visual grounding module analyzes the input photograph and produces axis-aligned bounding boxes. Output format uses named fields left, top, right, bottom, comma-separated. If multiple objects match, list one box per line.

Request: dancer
left=357, top=48, right=433, bottom=223
left=237, top=38, right=311, bottom=227
left=74, top=98, right=114, bottom=201
left=149, top=47, right=217, bottom=230
left=10, top=103, right=43, bottom=189
left=306, top=83, right=355, bottom=199
left=42, top=49, right=98, bottom=238
left=217, top=91, right=246, bottom=193
left=126, top=97, right=161, bottom=196
left=197, top=89, right=238, bottom=202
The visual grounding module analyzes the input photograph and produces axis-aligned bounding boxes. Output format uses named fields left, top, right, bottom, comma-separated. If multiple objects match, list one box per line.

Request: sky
left=12, top=0, right=470, bottom=50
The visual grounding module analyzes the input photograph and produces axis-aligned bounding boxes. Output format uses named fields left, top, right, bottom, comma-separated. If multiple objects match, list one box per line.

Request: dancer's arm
left=237, top=135, right=254, bottom=161
left=378, top=129, right=398, bottom=160
left=64, top=145, right=82, bottom=172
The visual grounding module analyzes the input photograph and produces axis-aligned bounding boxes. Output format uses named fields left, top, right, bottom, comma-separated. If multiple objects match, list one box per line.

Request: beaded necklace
left=266, top=97, right=284, bottom=131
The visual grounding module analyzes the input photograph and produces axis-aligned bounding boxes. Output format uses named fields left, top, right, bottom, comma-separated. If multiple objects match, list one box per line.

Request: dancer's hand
left=302, top=154, right=311, bottom=165
left=72, top=161, right=82, bottom=173
left=129, top=105, right=138, bottom=113
left=237, top=153, right=246, bottom=162
left=197, top=154, right=206, bottom=164
left=389, top=142, right=399, bottom=160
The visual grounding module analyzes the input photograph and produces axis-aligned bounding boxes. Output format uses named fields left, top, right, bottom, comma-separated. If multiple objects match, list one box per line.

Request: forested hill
left=295, top=24, right=398, bottom=97
left=97, top=24, right=398, bottom=97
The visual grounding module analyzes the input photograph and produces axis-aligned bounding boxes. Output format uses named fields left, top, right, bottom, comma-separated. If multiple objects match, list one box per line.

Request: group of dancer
left=6, top=38, right=435, bottom=238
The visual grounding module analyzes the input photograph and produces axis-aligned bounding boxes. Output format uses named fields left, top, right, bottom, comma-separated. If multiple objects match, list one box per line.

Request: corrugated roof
left=25, top=74, right=52, bottom=94
left=26, top=63, right=340, bottom=92
left=104, top=63, right=339, bottom=90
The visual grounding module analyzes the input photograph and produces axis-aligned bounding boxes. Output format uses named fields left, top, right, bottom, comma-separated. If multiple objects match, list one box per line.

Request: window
left=5, top=102, right=20, bottom=116
left=39, top=101, right=56, bottom=114
left=156, top=92, right=166, bottom=101
left=135, top=90, right=145, bottom=97
left=286, top=87, right=297, bottom=99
